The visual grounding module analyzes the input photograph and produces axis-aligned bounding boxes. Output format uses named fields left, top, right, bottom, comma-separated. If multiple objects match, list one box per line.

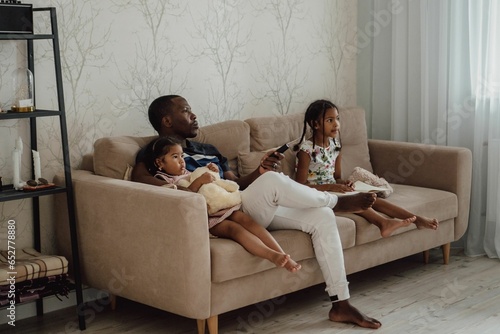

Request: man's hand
left=258, top=150, right=284, bottom=174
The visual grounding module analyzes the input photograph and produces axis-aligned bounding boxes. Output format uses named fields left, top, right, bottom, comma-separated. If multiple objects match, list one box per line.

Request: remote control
left=275, top=143, right=289, bottom=154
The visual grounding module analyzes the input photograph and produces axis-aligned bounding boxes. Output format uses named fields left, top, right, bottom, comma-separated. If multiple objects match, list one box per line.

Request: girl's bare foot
left=284, top=257, right=302, bottom=273
left=334, top=192, right=377, bottom=213
left=415, top=216, right=439, bottom=230
left=271, top=253, right=290, bottom=268
left=379, top=216, right=416, bottom=238
left=329, top=300, right=381, bottom=329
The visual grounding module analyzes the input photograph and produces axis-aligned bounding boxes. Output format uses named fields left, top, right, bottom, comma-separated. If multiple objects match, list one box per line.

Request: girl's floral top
left=297, top=138, right=341, bottom=185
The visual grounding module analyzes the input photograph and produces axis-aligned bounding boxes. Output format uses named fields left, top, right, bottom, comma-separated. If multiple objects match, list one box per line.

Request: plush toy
left=176, top=166, right=242, bottom=215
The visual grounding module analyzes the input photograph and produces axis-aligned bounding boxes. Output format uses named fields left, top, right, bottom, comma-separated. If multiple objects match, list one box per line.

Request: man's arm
left=224, top=169, right=259, bottom=190
left=131, top=161, right=167, bottom=186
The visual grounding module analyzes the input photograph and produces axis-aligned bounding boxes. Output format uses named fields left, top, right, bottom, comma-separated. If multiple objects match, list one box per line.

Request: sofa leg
left=442, top=242, right=451, bottom=265
left=197, top=315, right=218, bottom=334
left=423, top=250, right=430, bottom=264
left=196, top=315, right=219, bottom=334
left=424, top=243, right=451, bottom=264
left=207, top=315, right=218, bottom=334
left=109, top=294, right=117, bottom=311
left=197, top=319, right=206, bottom=334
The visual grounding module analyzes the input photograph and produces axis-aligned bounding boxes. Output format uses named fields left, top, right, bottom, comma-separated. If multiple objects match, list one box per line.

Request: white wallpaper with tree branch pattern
left=0, top=0, right=357, bottom=253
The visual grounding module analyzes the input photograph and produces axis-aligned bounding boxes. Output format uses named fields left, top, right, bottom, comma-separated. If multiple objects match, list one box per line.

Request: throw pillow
left=237, top=147, right=296, bottom=178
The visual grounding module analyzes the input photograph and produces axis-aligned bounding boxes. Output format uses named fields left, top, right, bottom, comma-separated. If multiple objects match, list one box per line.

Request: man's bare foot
left=415, top=216, right=439, bottom=230
left=271, top=253, right=290, bottom=268
left=379, top=216, right=416, bottom=238
left=284, top=257, right=301, bottom=273
left=334, top=193, right=376, bottom=213
left=329, top=300, right=381, bottom=329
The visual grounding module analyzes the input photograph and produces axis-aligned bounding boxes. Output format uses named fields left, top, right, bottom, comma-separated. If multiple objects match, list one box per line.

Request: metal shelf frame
left=0, top=7, right=85, bottom=330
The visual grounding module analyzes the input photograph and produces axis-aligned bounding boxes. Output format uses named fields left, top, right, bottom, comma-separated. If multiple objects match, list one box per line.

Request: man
left=132, top=95, right=382, bottom=329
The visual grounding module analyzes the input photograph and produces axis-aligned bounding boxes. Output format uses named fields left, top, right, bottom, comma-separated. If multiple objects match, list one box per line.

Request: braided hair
left=293, top=99, right=341, bottom=161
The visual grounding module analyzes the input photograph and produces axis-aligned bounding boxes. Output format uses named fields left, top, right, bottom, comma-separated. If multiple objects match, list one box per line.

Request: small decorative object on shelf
left=32, top=149, right=41, bottom=180
left=10, top=67, right=35, bottom=112
left=12, top=136, right=25, bottom=190
left=23, top=178, right=56, bottom=192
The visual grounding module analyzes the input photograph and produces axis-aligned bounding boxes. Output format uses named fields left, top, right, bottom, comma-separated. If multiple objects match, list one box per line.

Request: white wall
left=0, top=0, right=357, bottom=253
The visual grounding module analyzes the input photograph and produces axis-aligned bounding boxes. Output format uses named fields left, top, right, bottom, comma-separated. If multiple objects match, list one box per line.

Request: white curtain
left=366, top=0, right=500, bottom=257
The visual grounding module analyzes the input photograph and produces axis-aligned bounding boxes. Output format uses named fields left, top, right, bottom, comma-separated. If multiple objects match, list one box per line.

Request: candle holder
left=10, top=67, right=35, bottom=112
left=23, top=177, right=56, bottom=192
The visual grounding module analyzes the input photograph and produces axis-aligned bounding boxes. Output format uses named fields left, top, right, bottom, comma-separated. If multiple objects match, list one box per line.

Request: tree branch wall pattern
left=0, top=0, right=356, bottom=253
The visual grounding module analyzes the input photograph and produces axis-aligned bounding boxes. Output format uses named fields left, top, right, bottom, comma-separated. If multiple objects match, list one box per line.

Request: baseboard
left=0, top=287, right=107, bottom=325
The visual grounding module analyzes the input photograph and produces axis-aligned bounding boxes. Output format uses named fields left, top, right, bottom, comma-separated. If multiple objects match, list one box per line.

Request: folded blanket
left=0, top=248, right=68, bottom=285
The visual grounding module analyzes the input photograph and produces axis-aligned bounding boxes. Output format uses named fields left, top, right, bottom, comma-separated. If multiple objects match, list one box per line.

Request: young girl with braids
left=294, top=100, right=439, bottom=237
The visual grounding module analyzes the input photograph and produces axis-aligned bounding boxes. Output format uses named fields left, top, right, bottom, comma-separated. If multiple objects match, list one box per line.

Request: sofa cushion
left=194, top=120, right=250, bottom=174
left=80, top=154, right=94, bottom=172
left=93, top=121, right=249, bottom=179
left=245, top=113, right=305, bottom=152
left=244, top=108, right=373, bottom=179
left=338, top=183, right=458, bottom=245
left=338, top=107, right=373, bottom=178
left=94, top=136, right=156, bottom=179
left=237, top=147, right=296, bottom=177
left=210, top=217, right=355, bottom=283
left=237, top=151, right=264, bottom=176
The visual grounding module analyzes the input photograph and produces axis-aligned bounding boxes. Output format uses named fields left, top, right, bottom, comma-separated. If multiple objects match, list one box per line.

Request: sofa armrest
left=55, top=170, right=212, bottom=319
left=368, top=139, right=472, bottom=240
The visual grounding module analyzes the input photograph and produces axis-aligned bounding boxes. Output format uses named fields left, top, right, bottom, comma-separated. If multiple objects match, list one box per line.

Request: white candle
left=32, top=150, right=41, bottom=181
left=13, top=149, right=21, bottom=190
left=17, top=137, right=23, bottom=155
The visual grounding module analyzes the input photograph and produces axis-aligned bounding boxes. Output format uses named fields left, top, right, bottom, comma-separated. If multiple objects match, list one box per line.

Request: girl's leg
left=209, top=219, right=300, bottom=272
left=356, top=208, right=415, bottom=237
left=228, top=210, right=301, bottom=272
left=372, top=198, right=439, bottom=230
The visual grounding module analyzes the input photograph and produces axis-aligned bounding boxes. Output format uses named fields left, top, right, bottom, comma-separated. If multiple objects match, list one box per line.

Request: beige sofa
left=54, top=107, right=472, bottom=334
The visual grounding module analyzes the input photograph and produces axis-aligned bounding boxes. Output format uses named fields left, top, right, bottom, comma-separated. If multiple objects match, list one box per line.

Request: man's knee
left=257, top=171, right=288, bottom=187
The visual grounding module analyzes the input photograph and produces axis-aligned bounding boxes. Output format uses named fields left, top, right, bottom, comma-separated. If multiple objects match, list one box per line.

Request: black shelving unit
left=0, top=7, right=85, bottom=330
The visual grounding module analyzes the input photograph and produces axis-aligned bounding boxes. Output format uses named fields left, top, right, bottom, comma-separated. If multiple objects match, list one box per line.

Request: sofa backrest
left=337, top=107, right=373, bottom=178
left=239, top=107, right=373, bottom=179
left=94, top=135, right=157, bottom=179
left=91, top=107, right=372, bottom=180
left=92, top=120, right=250, bottom=180
left=193, top=120, right=250, bottom=173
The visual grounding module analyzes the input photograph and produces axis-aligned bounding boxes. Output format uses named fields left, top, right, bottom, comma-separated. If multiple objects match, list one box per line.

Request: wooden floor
left=2, top=248, right=500, bottom=334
